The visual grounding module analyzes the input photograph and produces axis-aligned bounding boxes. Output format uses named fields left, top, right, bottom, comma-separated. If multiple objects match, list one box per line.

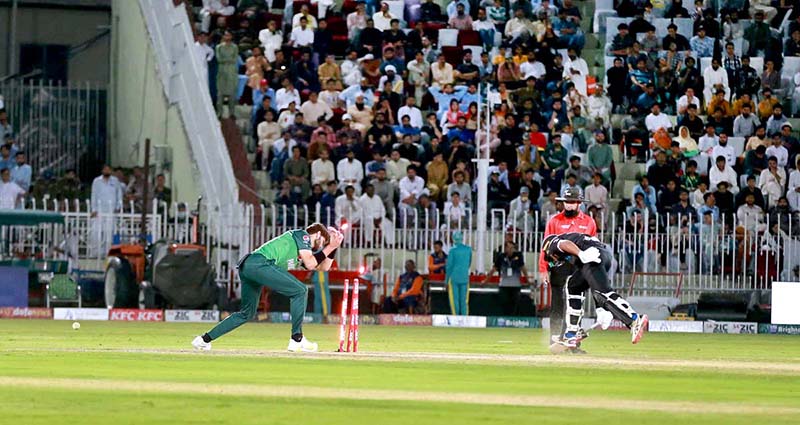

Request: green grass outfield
left=2, top=320, right=800, bottom=425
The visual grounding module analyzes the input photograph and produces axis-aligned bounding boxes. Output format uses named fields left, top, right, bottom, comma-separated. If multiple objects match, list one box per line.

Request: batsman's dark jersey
left=542, top=232, right=606, bottom=265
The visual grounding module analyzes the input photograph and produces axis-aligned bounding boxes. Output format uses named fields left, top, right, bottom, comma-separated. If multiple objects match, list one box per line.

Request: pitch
left=1, top=320, right=799, bottom=425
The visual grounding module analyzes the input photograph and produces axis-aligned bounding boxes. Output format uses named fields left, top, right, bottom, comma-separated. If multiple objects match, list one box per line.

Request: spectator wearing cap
left=690, top=25, right=714, bottom=58
left=760, top=156, right=786, bottom=207
left=508, top=186, right=536, bottom=230
left=373, top=2, right=397, bottom=31
left=252, top=79, right=274, bottom=120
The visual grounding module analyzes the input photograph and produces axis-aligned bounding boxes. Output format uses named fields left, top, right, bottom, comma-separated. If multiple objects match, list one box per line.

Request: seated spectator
left=733, top=104, right=760, bottom=138
left=707, top=108, right=734, bottom=136
left=384, top=260, right=424, bottom=314
left=566, top=155, right=592, bottom=188
left=629, top=59, right=654, bottom=101
left=449, top=3, right=473, bottom=30
left=682, top=160, right=701, bottom=192
left=346, top=2, right=368, bottom=42
left=429, top=241, right=447, bottom=274
left=712, top=132, right=737, bottom=167
left=289, top=17, right=314, bottom=49
left=786, top=29, right=800, bottom=57
left=398, top=166, right=427, bottom=223
left=658, top=179, right=681, bottom=214
left=488, top=170, right=512, bottom=210
left=420, top=0, right=445, bottom=23
left=710, top=155, right=740, bottom=195
left=679, top=105, right=705, bottom=140
left=508, top=186, right=536, bottom=230
left=766, top=134, right=789, bottom=168
left=744, top=144, right=769, bottom=176
left=318, top=54, right=342, bottom=91
left=674, top=126, right=699, bottom=158
left=746, top=126, right=769, bottom=154
left=292, top=3, right=317, bottom=29
left=632, top=175, right=658, bottom=211
left=284, top=146, right=310, bottom=199
left=761, top=60, right=781, bottom=93
left=677, top=57, right=702, bottom=96
left=473, top=7, right=496, bottom=52
left=360, top=183, right=395, bottom=247
left=713, top=181, right=736, bottom=223
left=706, top=90, right=733, bottom=118
left=645, top=103, right=673, bottom=134
left=676, top=87, right=701, bottom=116
left=609, top=23, right=634, bottom=56
left=648, top=151, right=676, bottom=192
left=628, top=192, right=657, bottom=217
left=552, top=8, right=584, bottom=50
left=504, top=8, right=534, bottom=44
left=336, top=149, right=364, bottom=195
left=447, top=170, right=472, bottom=209
left=788, top=158, right=800, bottom=211
left=698, top=125, right=719, bottom=157
left=743, top=10, right=771, bottom=54
left=736, top=193, right=765, bottom=232
left=691, top=180, right=708, bottom=209
left=426, top=152, right=449, bottom=203
left=697, top=191, right=721, bottom=221
left=585, top=172, right=609, bottom=210
left=274, top=180, right=303, bottom=219
left=673, top=190, right=697, bottom=223
left=311, top=149, right=335, bottom=186
left=690, top=26, right=715, bottom=58
left=443, top=191, right=468, bottom=228
left=665, top=0, right=689, bottom=18
left=335, top=185, right=360, bottom=230
left=765, top=105, right=788, bottom=137
left=736, top=175, right=767, bottom=210
left=757, top=89, right=780, bottom=120
left=760, top=156, right=787, bottom=207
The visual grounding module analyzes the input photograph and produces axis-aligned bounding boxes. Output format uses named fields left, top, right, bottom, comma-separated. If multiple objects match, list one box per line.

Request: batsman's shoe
left=191, top=336, right=211, bottom=351
left=631, top=314, right=649, bottom=344
left=287, top=336, right=319, bottom=353
left=549, top=337, right=578, bottom=355
left=576, top=328, right=589, bottom=342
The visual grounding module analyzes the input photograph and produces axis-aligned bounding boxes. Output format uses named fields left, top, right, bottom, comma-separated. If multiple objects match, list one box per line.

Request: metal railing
left=0, top=80, right=107, bottom=179
left=2, top=201, right=798, bottom=303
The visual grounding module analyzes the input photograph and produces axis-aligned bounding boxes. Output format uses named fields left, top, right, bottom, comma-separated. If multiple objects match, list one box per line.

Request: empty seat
left=458, top=29, right=481, bottom=47
left=438, top=28, right=459, bottom=47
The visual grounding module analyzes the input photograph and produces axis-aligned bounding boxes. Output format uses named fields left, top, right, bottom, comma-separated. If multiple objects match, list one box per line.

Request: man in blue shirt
left=689, top=26, right=714, bottom=57
left=429, top=84, right=468, bottom=119
left=446, top=117, right=475, bottom=145
left=10, top=152, right=31, bottom=192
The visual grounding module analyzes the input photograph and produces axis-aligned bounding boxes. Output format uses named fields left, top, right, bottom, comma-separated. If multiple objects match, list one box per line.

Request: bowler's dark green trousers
left=207, top=254, right=308, bottom=339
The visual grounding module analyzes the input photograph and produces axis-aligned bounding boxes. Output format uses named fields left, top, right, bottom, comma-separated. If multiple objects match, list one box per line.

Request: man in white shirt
left=587, top=87, right=612, bottom=125
left=90, top=165, right=122, bottom=256
left=562, top=48, right=589, bottom=96
left=519, top=53, right=546, bottom=81
left=504, top=8, right=533, bottom=43
left=765, top=136, right=789, bottom=168
left=311, top=149, right=336, bottom=186
left=258, top=20, right=283, bottom=62
left=0, top=168, right=24, bottom=209
left=360, top=183, right=395, bottom=246
left=397, top=96, right=423, bottom=129
left=336, top=150, right=364, bottom=195
left=194, top=32, right=214, bottom=86
left=443, top=191, right=468, bottom=229
left=275, top=78, right=301, bottom=111
left=300, top=91, right=333, bottom=125
left=289, top=17, right=314, bottom=48
left=335, top=185, right=361, bottom=231
left=372, top=2, right=397, bottom=31
left=702, top=58, right=730, bottom=103
left=709, top=156, right=740, bottom=195
left=759, top=156, right=787, bottom=206
left=340, top=50, right=362, bottom=88
left=710, top=133, right=736, bottom=167
left=398, top=166, right=427, bottom=224
left=199, top=0, right=234, bottom=33
left=697, top=125, right=720, bottom=156
left=385, top=149, right=411, bottom=187
left=645, top=103, right=673, bottom=134
left=676, top=88, right=700, bottom=116
left=584, top=172, right=609, bottom=211
left=736, top=193, right=764, bottom=232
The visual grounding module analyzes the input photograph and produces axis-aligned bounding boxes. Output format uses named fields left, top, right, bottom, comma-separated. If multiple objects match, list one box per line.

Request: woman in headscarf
left=673, top=125, right=699, bottom=157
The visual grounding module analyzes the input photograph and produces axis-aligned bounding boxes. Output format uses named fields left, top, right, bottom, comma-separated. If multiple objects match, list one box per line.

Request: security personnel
left=538, top=186, right=597, bottom=353
left=445, top=231, right=472, bottom=315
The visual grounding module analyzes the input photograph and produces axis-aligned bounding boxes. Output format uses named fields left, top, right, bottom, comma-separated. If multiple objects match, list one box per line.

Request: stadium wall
left=108, top=0, right=199, bottom=204
left=0, top=4, right=110, bottom=82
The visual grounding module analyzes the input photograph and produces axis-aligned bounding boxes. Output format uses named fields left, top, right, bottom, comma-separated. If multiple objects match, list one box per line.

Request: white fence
left=2, top=201, right=798, bottom=303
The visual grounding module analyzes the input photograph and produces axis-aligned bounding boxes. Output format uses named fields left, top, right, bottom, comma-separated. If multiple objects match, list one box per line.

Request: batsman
left=542, top=232, right=648, bottom=353
left=192, top=223, right=344, bottom=352
left=539, top=187, right=597, bottom=353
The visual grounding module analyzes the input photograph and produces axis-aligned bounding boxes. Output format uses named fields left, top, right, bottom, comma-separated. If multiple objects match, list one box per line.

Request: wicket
left=338, top=279, right=360, bottom=352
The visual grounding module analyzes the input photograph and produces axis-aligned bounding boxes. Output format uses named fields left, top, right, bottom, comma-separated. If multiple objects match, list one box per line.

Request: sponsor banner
left=432, top=314, right=487, bottom=328
left=487, top=316, right=540, bottom=328
left=325, top=314, right=380, bottom=325
left=0, top=307, right=52, bottom=319
left=703, top=321, right=757, bottom=334
left=758, top=324, right=800, bottom=335
left=648, top=320, right=703, bottom=333
left=53, top=308, right=109, bottom=321
left=771, top=282, right=800, bottom=325
left=109, top=309, right=164, bottom=322
left=164, top=310, right=219, bottom=323
left=266, top=312, right=322, bottom=324
left=378, top=314, right=433, bottom=326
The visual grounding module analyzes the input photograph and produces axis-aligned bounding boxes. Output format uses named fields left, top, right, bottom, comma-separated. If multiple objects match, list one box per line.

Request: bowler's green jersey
left=253, top=230, right=312, bottom=270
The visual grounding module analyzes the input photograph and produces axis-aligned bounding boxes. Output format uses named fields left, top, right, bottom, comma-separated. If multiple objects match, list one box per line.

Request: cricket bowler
left=192, top=223, right=344, bottom=352
left=541, top=232, right=648, bottom=353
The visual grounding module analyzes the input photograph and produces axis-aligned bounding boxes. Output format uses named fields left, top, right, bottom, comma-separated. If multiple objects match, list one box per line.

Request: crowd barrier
left=2, top=200, right=799, bottom=304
